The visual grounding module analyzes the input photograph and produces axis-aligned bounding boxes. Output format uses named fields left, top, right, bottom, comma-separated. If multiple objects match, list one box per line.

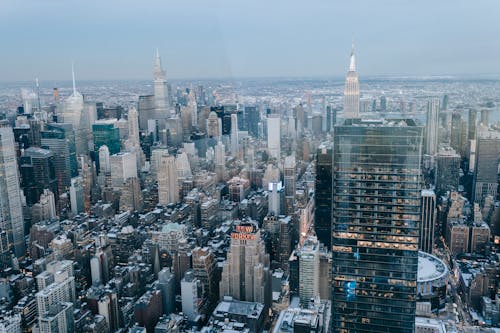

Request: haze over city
left=1, top=0, right=500, bottom=81
left=1, top=2, right=500, bottom=333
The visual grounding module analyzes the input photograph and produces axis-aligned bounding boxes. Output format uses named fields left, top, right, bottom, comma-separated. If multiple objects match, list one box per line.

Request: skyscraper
left=315, top=142, right=333, bottom=249
left=40, top=123, right=78, bottom=193
left=92, top=120, right=120, bottom=173
left=267, top=114, right=281, bottom=159
left=331, top=118, right=423, bottom=333
left=299, top=236, right=320, bottom=306
left=343, top=45, right=360, bottom=118
left=425, top=98, right=440, bottom=157
left=420, top=190, right=437, bottom=254
left=219, top=221, right=271, bottom=308
left=0, top=121, right=25, bottom=258
left=20, top=147, right=58, bottom=206
left=473, top=129, right=500, bottom=205
left=158, top=154, right=179, bottom=205
left=153, top=49, right=170, bottom=117
left=283, top=155, right=296, bottom=215
left=230, top=113, right=239, bottom=156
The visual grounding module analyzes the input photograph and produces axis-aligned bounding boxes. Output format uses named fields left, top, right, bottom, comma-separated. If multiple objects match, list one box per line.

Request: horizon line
left=1, top=72, right=500, bottom=84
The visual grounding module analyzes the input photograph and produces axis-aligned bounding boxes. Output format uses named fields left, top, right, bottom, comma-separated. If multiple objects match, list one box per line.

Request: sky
left=0, top=0, right=499, bottom=81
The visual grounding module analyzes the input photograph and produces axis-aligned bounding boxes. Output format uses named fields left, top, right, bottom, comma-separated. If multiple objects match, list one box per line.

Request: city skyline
left=1, top=0, right=500, bottom=81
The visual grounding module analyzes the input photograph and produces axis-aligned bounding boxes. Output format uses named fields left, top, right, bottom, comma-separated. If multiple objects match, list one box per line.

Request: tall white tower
left=426, top=98, right=440, bottom=156
left=267, top=114, right=281, bottom=159
left=188, top=89, right=198, bottom=128
left=230, top=113, right=239, bottom=156
left=127, top=107, right=140, bottom=147
left=158, top=154, right=179, bottom=205
left=215, top=140, right=226, bottom=182
left=343, top=44, right=360, bottom=118
left=153, top=49, right=169, bottom=117
left=299, top=236, right=320, bottom=305
left=0, top=121, right=25, bottom=258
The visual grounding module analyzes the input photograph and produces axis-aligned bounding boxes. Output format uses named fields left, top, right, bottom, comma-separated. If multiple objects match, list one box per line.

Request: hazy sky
left=1, top=0, right=499, bottom=81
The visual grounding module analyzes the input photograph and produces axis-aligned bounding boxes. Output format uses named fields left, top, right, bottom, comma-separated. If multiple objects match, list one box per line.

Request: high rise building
left=158, top=154, right=179, bottom=205
left=230, top=113, right=239, bottom=156
left=158, top=268, right=176, bottom=315
left=37, top=302, right=74, bottom=333
left=20, top=147, right=58, bottom=206
left=0, top=121, right=25, bottom=258
left=436, top=147, right=461, bottom=195
left=92, top=120, right=120, bottom=172
left=245, top=106, right=260, bottom=138
left=315, top=142, right=333, bottom=249
left=425, top=98, right=440, bottom=157
left=473, top=129, right=500, bottom=205
left=283, top=155, right=296, bottom=215
left=299, top=236, right=320, bottom=306
left=181, top=270, right=203, bottom=322
left=60, top=65, right=94, bottom=156
left=331, top=118, right=423, bottom=333
left=206, top=111, right=221, bottom=138
left=31, top=189, right=57, bottom=223
left=219, top=221, right=271, bottom=308
left=153, top=49, right=170, bottom=117
left=215, top=140, right=225, bottom=182
left=188, top=89, right=198, bottom=128
left=40, top=123, right=78, bottom=193
left=109, top=152, right=137, bottom=189
left=420, top=190, right=437, bottom=254
left=69, top=177, right=84, bottom=215
left=343, top=45, right=360, bottom=118
left=267, top=114, right=281, bottom=159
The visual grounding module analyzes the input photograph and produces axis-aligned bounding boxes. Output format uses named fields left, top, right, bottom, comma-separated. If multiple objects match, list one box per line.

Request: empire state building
left=343, top=45, right=360, bottom=118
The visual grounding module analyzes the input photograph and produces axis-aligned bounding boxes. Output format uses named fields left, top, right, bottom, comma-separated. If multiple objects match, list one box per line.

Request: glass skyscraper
left=331, top=118, right=423, bottom=333
left=315, top=142, right=333, bottom=249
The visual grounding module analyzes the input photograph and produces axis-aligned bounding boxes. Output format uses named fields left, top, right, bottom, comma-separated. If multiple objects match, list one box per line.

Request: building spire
left=349, top=40, right=356, bottom=72
left=71, top=61, right=77, bottom=95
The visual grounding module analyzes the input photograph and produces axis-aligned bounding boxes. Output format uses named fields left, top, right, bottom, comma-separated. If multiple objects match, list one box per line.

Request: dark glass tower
left=92, top=121, right=120, bottom=173
left=315, top=142, right=333, bottom=249
left=331, top=119, right=423, bottom=333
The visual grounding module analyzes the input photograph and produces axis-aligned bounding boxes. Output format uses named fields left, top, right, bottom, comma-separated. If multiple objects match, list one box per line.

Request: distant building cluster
left=0, top=44, right=499, bottom=333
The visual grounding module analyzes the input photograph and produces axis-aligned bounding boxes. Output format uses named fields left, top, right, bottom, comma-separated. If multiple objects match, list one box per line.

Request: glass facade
left=315, top=142, right=333, bottom=249
left=331, top=119, right=423, bottom=333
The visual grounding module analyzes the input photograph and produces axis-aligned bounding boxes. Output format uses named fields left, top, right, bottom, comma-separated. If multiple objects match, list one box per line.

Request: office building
left=343, top=45, right=360, bottom=118
left=92, top=120, right=120, bottom=172
left=109, top=152, right=137, bottom=189
left=219, top=221, right=271, bottom=308
left=230, top=113, right=239, bottom=156
left=158, top=154, right=179, bottom=205
left=473, top=129, right=500, bottom=205
left=283, top=155, right=296, bottom=215
left=315, top=142, right=333, bottom=248
left=299, top=236, right=320, bottom=306
left=40, top=123, right=78, bottom=193
left=331, top=118, right=423, bottom=333
left=37, top=302, right=74, bottom=333
left=20, top=147, right=58, bottom=206
left=31, top=189, right=57, bottom=223
left=267, top=114, right=281, bottom=159
left=436, top=147, right=461, bottom=195
left=69, top=177, right=85, bottom=215
left=158, top=268, right=176, bottom=315
left=0, top=121, right=25, bottom=258
left=425, top=98, right=440, bottom=157
left=420, top=190, right=437, bottom=254
left=181, top=270, right=203, bottom=322
left=153, top=49, right=170, bottom=117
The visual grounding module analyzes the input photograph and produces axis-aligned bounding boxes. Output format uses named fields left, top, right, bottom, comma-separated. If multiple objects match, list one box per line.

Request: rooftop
left=417, top=251, right=448, bottom=283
